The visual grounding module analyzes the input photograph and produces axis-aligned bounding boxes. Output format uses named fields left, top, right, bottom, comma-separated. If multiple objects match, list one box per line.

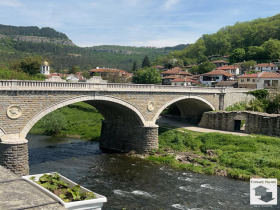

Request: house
left=215, top=80, right=238, bottom=88
left=89, top=67, right=128, bottom=80
left=162, top=75, right=181, bottom=85
left=200, top=69, right=233, bottom=86
left=257, top=72, right=280, bottom=89
left=238, top=73, right=258, bottom=88
left=160, top=67, right=192, bottom=78
left=212, top=60, right=229, bottom=68
left=171, top=77, right=192, bottom=86
left=160, top=67, right=192, bottom=85
left=217, top=65, right=240, bottom=76
left=255, top=63, right=278, bottom=72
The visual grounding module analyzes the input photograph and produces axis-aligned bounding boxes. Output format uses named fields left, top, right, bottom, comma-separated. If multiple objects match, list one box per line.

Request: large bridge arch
left=20, top=95, right=146, bottom=138
left=153, top=96, right=215, bottom=124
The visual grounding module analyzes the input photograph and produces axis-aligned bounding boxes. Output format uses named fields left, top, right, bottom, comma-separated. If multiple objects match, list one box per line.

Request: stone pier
left=0, top=138, right=29, bottom=176
left=100, top=121, right=158, bottom=153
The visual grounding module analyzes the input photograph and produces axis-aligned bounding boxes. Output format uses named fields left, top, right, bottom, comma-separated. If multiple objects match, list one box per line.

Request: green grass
left=150, top=126, right=280, bottom=182
left=30, top=102, right=103, bottom=140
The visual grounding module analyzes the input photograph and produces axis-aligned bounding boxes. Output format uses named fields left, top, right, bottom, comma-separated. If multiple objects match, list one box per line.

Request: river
left=27, top=134, right=280, bottom=210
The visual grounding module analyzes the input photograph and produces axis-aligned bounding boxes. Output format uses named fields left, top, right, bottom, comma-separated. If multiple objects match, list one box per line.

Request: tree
left=229, top=48, right=246, bottom=63
left=240, top=60, right=256, bottom=74
left=69, top=65, right=80, bottom=74
left=188, top=65, right=199, bottom=74
left=41, top=111, right=67, bottom=135
left=20, top=56, right=42, bottom=75
left=141, top=55, right=151, bottom=68
left=262, top=38, right=280, bottom=61
left=132, top=67, right=161, bottom=84
left=197, top=61, right=216, bottom=74
left=131, top=61, right=138, bottom=72
left=81, top=71, right=90, bottom=79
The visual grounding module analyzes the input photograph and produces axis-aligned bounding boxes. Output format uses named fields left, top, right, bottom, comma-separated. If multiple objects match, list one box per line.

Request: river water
left=27, top=134, right=280, bottom=210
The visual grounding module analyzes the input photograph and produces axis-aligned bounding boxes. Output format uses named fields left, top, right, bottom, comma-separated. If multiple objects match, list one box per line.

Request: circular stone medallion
left=7, top=105, right=22, bottom=119
left=147, top=101, right=155, bottom=111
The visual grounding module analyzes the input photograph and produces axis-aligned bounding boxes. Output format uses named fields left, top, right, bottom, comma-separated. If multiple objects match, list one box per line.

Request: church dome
left=42, top=60, right=49, bottom=66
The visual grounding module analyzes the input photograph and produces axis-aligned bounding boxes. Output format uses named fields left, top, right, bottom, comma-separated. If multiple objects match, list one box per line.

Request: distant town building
left=171, top=77, right=192, bottom=86
left=217, top=65, right=240, bottom=76
left=40, top=60, right=50, bottom=75
left=212, top=60, right=229, bottom=68
left=200, top=69, right=233, bottom=86
left=257, top=72, right=280, bottom=89
left=255, top=63, right=278, bottom=72
left=238, top=73, right=258, bottom=89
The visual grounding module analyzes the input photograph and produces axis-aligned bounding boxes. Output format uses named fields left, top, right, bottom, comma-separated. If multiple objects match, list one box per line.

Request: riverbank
left=142, top=125, right=280, bottom=184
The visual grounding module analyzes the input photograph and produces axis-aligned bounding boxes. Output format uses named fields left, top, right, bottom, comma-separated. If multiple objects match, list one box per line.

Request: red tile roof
left=172, top=78, right=192, bottom=82
left=217, top=65, right=239, bottom=70
left=161, top=67, right=192, bottom=76
left=238, top=73, right=259, bottom=78
left=89, top=68, right=126, bottom=74
left=255, top=63, right=277, bottom=68
left=259, top=72, right=280, bottom=78
left=203, top=69, right=233, bottom=77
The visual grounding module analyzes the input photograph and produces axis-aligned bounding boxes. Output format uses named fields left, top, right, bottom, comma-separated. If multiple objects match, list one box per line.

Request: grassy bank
left=30, top=102, right=103, bottom=140
left=148, top=126, right=280, bottom=183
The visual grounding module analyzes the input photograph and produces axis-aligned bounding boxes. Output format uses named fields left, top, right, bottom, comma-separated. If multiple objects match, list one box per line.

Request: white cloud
left=0, top=0, right=22, bottom=7
left=162, top=0, right=181, bottom=10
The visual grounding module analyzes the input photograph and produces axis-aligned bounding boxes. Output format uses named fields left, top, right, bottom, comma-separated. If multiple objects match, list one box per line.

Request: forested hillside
left=0, top=24, right=176, bottom=72
left=157, top=13, right=280, bottom=66
left=0, top=24, right=69, bottom=39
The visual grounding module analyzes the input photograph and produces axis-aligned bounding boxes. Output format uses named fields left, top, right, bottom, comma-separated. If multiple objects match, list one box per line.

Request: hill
left=0, top=24, right=184, bottom=72
left=156, top=13, right=280, bottom=66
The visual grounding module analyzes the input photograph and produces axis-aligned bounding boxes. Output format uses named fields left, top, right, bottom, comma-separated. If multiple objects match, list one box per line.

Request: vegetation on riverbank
left=226, top=89, right=280, bottom=114
left=148, top=125, right=280, bottom=184
left=30, top=102, right=103, bottom=140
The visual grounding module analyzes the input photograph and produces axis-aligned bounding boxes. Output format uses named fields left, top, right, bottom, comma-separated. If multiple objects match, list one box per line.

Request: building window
left=241, top=79, right=244, bottom=82
left=247, top=78, right=250, bottom=82
left=252, top=79, right=255, bottom=82
left=272, top=80, right=278, bottom=86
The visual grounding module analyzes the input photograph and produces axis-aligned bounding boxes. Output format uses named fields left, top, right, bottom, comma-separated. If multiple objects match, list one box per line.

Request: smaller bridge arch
left=153, top=96, right=215, bottom=124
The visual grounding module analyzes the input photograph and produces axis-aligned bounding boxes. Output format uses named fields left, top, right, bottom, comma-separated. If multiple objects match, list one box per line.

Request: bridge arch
left=20, top=95, right=146, bottom=138
left=152, top=96, right=215, bottom=124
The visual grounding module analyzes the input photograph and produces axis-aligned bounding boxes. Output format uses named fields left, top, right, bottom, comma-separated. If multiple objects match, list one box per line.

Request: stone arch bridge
left=0, top=80, right=253, bottom=175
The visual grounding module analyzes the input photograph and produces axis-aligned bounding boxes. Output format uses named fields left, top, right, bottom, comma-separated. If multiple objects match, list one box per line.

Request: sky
left=0, top=0, right=280, bottom=48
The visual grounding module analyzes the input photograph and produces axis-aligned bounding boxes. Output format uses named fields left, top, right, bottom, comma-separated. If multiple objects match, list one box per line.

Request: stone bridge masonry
left=0, top=80, right=253, bottom=175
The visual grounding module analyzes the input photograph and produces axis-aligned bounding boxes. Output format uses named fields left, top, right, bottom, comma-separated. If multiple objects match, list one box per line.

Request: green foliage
left=132, top=67, right=161, bottom=84
left=20, top=56, right=43, bottom=75
left=39, top=111, right=67, bottom=135
left=141, top=55, right=151, bottom=68
left=0, top=67, right=46, bottom=80
left=33, top=173, right=96, bottom=202
left=156, top=13, right=280, bottom=65
left=154, top=127, right=280, bottom=181
left=229, top=48, right=246, bottom=63
left=131, top=60, right=138, bottom=72
left=30, top=102, right=103, bottom=140
left=225, top=102, right=247, bottom=111
left=226, top=89, right=279, bottom=114
left=248, top=89, right=269, bottom=100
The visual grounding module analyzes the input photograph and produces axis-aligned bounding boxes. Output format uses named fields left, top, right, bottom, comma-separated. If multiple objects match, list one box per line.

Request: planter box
left=22, top=172, right=107, bottom=210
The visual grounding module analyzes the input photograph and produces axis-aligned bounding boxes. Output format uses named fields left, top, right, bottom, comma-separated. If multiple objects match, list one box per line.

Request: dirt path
left=156, top=116, right=249, bottom=136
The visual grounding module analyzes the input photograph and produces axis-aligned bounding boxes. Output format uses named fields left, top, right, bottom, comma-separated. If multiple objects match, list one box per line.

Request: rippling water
left=27, top=134, right=280, bottom=210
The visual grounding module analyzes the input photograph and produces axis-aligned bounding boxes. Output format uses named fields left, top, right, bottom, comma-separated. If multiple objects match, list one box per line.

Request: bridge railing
left=0, top=80, right=251, bottom=93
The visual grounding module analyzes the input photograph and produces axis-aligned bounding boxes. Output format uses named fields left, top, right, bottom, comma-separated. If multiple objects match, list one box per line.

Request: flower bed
left=22, top=172, right=107, bottom=210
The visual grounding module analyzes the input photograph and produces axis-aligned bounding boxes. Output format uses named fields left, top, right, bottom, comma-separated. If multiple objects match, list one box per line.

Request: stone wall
left=199, top=111, right=280, bottom=136
left=0, top=142, right=29, bottom=176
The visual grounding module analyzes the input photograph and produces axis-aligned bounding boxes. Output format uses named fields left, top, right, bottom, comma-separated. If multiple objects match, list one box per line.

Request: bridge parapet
left=0, top=80, right=253, bottom=93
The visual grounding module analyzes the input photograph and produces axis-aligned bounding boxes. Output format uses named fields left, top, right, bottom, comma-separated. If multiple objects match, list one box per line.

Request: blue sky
left=0, top=0, right=279, bottom=47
